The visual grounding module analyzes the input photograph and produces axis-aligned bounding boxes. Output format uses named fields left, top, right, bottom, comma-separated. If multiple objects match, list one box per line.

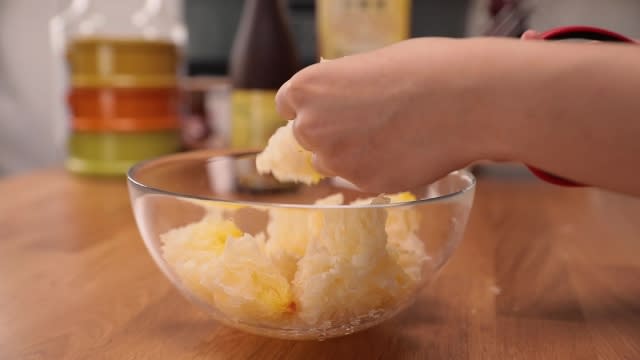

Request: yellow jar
left=67, top=37, right=180, bottom=88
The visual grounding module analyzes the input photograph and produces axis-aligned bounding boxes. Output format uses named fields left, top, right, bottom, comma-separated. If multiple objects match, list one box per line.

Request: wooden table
left=1, top=169, right=639, bottom=359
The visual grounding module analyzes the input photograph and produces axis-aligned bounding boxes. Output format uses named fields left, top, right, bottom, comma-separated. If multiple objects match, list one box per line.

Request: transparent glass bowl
left=127, top=150, right=476, bottom=340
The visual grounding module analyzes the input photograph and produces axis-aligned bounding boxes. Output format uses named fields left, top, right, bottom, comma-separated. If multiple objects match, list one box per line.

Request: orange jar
left=68, top=87, right=182, bottom=132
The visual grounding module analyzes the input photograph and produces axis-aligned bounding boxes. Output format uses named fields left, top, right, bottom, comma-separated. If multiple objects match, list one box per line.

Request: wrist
left=447, top=38, right=521, bottom=163
left=458, top=37, right=550, bottom=164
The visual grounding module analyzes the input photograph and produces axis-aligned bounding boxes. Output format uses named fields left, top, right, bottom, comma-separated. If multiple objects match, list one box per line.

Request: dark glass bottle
left=229, top=0, right=300, bottom=191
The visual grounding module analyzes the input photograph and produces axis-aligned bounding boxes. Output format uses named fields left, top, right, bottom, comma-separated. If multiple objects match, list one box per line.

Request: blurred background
left=1, top=0, right=639, bottom=177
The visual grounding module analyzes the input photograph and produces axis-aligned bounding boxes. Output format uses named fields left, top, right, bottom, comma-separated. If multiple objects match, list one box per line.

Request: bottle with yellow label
left=229, top=0, right=300, bottom=191
left=317, top=0, right=411, bottom=59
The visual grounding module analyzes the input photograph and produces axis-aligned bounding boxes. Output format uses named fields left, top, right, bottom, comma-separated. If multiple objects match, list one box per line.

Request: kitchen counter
left=1, top=169, right=639, bottom=359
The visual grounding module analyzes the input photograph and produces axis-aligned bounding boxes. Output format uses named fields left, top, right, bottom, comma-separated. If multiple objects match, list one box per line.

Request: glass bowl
left=127, top=150, right=476, bottom=340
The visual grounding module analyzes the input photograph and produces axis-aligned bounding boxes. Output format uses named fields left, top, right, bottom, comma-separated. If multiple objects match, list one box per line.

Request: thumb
left=275, top=80, right=297, bottom=120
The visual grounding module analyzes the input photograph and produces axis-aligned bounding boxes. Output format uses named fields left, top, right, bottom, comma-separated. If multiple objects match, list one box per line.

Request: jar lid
left=72, top=116, right=181, bottom=132
left=70, top=75, right=179, bottom=88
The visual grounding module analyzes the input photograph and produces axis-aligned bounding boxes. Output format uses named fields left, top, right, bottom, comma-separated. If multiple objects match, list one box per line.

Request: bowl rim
left=127, top=149, right=476, bottom=209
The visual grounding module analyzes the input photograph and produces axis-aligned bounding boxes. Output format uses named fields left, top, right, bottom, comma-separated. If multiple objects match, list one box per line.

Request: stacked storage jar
left=51, top=0, right=186, bottom=176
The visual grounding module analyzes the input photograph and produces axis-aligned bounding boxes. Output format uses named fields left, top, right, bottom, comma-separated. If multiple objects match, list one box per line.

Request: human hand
left=275, top=39, right=492, bottom=193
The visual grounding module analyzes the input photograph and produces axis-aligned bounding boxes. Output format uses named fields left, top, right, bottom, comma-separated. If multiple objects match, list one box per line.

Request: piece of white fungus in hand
left=256, top=121, right=324, bottom=185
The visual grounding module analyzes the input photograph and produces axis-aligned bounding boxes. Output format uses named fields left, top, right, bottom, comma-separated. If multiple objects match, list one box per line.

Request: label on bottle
left=230, top=89, right=295, bottom=192
left=231, top=89, right=285, bottom=149
left=317, top=0, right=411, bottom=59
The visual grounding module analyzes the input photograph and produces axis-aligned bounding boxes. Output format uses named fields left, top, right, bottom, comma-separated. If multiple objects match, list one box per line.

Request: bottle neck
left=79, top=0, right=142, bottom=15
left=231, top=0, right=299, bottom=88
left=67, top=0, right=91, bottom=15
left=243, top=0, right=286, bottom=23
left=136, top=0, right=180, bottom=19
left=133, top=0, right=184, bottom=40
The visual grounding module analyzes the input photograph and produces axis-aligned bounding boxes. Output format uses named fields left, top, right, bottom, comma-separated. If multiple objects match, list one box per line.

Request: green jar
left=66, top=132, right=181, bottom=176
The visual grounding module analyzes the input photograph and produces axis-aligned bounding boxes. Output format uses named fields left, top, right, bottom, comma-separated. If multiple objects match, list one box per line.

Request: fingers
left=276, top=76, right=318, bottom=152
left=521, top=30, right=540, bottom=40
left=275, top=80, right=297, bottom=121
left=292, top=116, right=317, bottom=152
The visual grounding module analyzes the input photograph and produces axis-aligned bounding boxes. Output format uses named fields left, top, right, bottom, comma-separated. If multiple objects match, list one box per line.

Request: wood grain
left=1, top=169, right=639, bottom=359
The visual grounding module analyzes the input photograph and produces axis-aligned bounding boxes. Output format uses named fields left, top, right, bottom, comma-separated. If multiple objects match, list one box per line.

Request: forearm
left=466, top=38, right=640, bottom=195
left=274, top=37, right=640, bottom=194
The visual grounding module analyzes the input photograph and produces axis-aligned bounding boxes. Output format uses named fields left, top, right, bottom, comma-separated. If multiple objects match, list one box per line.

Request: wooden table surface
left=1, top=169, right=639, bottom=359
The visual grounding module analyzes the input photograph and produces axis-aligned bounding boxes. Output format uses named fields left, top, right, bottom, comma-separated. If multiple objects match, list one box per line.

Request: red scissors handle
left=524, top=26, right=636, bottom=187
